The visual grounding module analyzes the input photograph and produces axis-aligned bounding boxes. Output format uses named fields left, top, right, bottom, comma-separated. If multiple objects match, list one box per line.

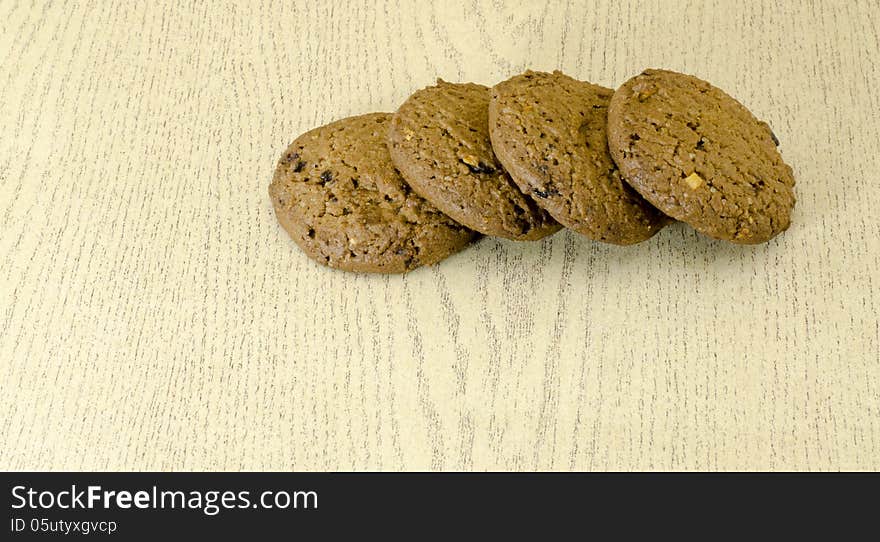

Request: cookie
left=489, top=70, right=669, bottom=245
left=388, top=80, right=561, bottom=241
left=269, top=113, right=477, bottom=273
left=607, top=69, right=795, bottom=244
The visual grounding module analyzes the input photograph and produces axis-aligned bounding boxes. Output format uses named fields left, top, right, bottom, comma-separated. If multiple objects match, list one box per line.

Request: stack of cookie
left=269, top=69, right=795, bottom=273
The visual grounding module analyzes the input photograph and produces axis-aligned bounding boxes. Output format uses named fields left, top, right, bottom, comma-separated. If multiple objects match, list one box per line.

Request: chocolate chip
left=696, top=138, right=706, bottom=150
left=532, top=187, right=559, bottom=198
left=282, top=152, right=299, bottom=163
left=320, top=170, right=333, bottom=183
left=293, top=161, right=306, bottom=173
left=461, top=160, right=496, bottom=175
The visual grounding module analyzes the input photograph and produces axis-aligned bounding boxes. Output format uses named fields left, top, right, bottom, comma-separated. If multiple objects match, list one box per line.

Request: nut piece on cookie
left=684, top=172, right=703, bottom=190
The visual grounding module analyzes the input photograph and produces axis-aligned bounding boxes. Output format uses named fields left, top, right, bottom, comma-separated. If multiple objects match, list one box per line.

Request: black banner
left=2, top=473, right=875, bottom=538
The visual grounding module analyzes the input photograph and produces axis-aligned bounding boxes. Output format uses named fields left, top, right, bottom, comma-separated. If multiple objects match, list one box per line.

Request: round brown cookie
left=489, top=70, right=669, bottom=245
left=269, top=113, right=477, bottom=273
left=388, top=80, right=561, bottom=241
left=607, top=69, right=795, bottom=244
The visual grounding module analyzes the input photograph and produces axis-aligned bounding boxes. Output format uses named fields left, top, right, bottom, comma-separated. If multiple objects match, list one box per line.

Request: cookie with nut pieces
left=269, top=113, right=477, bottom=273
left=489, top=70, right=669, bottom=245
left=388, top=79, right=561, bottom=241
left=607, top=69, right=795, bottom=244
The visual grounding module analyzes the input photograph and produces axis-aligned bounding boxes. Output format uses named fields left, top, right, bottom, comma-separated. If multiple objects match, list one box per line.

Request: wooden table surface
left=2, top=0, right=879, bottom=471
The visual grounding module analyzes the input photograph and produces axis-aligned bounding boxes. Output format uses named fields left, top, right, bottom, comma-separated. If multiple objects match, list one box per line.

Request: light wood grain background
left=2, top=0, right=879, bottom=471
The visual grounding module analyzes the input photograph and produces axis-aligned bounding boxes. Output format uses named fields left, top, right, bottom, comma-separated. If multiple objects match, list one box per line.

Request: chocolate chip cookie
left=489, top=70, right=669, bottom=244
left=388, top=80, right=561, bottom=241
left=269, top=113, right=477, bottom=273
left=607, top=69, right=795, bottom=244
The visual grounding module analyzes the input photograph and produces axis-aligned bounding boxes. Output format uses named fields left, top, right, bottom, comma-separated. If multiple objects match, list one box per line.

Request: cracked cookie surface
left=388, top=80, right=561, bottom=241
left=607, top=69, right=795, bottom=244
left=269, top=113, right=477, bottom=273
left=489, top=70, right=669, bottom=245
